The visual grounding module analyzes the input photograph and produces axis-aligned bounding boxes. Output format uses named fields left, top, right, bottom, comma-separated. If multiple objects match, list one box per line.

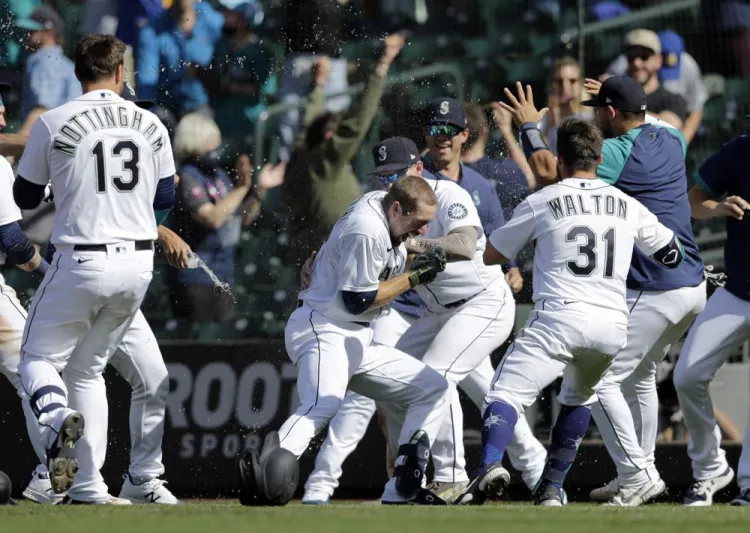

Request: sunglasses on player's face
left=426, top=124, right=463, bottom=138
left=626, top=47, right=654, bottom=63
left=377, top=167, right=409, bottom=186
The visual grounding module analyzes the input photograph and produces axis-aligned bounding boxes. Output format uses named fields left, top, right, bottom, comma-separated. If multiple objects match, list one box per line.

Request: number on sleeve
left=92, top=140, right=141, bottom=193
left=566, top=226, right=616, bottom=278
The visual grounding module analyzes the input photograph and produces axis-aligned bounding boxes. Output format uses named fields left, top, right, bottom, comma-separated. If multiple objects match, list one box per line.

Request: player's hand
left=498, top=81, right=549, bottom=127
left=505, top=267, right=523, bottom=294
left=718, top=196, right=750, bottom=220
left=235, top=154, right=253, bottom=189
left=174, top=174, right=180, bottom=187
left=381, top=33, right=405, bottom=64
left=584, top=78, right=602, bottom=97
left=311, top=56, right=331, bottom=87
left=490, top=102, right=514, bottom=135
left=300, top=250, right=316, bottom=289
left=158, top=227, right=193, bottom=268
left=408, top=247, right=447, bottom=287
left=257, top=162, right=286, bottom=191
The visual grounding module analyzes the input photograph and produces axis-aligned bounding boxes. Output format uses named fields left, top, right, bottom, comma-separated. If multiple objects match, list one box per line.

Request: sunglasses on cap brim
left=376, top=167, right=409, bottom=186
left=426, top=124, right=463, bottom=138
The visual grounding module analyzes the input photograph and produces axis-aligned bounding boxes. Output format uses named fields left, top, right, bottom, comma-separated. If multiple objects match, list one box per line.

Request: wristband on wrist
left=408, top=271, right=420, bottom=288
left=519, top=122, right=550, bottom=159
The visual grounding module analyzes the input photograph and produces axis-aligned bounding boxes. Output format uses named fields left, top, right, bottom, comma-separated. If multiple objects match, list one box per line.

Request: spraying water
left=187, top=252, right=235, bottom=300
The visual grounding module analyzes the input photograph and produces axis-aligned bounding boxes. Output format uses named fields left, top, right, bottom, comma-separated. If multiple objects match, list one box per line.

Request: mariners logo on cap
left=447, top=203, right=468, bottom=220
left=379, top=145, right=388, bottom=161
left=440, top=101, right=450, bottom=115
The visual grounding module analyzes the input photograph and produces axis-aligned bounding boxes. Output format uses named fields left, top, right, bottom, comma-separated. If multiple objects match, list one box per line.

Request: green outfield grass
left=2, top=501, right=749, bottom=533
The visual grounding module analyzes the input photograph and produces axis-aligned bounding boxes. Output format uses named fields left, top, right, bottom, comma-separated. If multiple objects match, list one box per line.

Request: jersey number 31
left=92, top=140, right=140, bottom=193
left=566, top=226, right=615, bottom=278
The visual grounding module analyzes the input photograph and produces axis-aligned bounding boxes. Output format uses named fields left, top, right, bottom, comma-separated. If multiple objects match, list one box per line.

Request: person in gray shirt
left=606, top=30, right=707, bottom=144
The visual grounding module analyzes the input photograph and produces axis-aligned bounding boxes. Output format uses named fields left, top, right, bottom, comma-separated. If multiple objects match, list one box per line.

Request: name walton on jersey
left=547, top=193, right=628, bottom=221
left=52, top=104, right=166, bottom=156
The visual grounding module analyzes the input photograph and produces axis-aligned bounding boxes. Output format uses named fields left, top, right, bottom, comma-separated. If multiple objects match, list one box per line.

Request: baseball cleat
left=454, top=462, right=510, bottom=505
left=61, top=495, right=132, bottom=505
left=119, top=474, right=181, bottom=504
left=302, top=490, right=331, bottom=505
left=23, top=468, right=65, bottom=505
left=534, top=482, right=568, bottom=507
left=393, top=430, right=430, bottom=499
left=683, top=467, right=734, bottom=507
left=48, top=411, right=85, bottom=494
left=590, top=478, right=619, bottom=502
left=407, top=487, right=449, bottom=506
left=423, top=481, right=468, bottom=504
left=730, top=488, right=750, bottom=506
left=603, top=477, right=666, bottom=507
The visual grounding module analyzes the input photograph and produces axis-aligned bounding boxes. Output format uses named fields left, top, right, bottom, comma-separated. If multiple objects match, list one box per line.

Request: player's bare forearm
left=688, top=186, right=720, bottom=220
left=157, top=225, right=193, bottom=268
left=371, top=274, right=412, bottom=309
left=483, top=243, right=511, bottom=266
left=500, top=128, right=537, bottom=190
left=529, top=150, right=559, bottom=186
left=681, top=110, right=702, bottom=145
left=0, top=133, right=28, bottom=158
left=19, top=107, right=46, bottom=136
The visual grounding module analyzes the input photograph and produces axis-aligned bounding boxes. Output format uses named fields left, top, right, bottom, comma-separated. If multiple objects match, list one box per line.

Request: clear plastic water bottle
left=187, top=252, right=200, bottom=269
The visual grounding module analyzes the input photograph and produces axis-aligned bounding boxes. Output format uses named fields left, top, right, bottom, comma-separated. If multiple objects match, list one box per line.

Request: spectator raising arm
left=491, top=102, right=536, bottom=190
left=329, top=33, right=405, bottom=166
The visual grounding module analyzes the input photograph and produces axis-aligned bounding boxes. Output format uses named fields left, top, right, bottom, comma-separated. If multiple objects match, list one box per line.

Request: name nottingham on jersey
left=52, top=103, right=166, bottom=156
left=547, top=192, right=628, bottom=221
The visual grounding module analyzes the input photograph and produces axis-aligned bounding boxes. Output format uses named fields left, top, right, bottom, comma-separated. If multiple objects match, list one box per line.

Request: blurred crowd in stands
left=0, top=0, right=745, bottom=337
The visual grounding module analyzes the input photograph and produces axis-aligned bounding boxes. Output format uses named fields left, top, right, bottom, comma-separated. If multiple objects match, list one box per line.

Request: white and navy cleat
left=119, top=474, right=181, bottom=504
left=302, top=490, right=331, bottom=505
left=603, top=477, right=666, bottom=507
left=683, top=467, right=734, bottom=507
left=23, top=467, right=65, bottom=505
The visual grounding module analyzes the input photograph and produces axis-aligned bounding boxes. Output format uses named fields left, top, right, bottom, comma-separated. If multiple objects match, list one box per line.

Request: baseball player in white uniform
left=462, top=118, right=683, bottom=507
left=301, top=138, right=545, bottom=505
left=279, top=175, right=454, bottom=501
left=13, top=34, right=175, bottom=505
left=672, top=135, right=750, bottom=506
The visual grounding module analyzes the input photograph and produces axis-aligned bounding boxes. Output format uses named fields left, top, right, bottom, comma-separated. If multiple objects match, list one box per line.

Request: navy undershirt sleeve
left=341, top=289, right=378, bottom=315
left=13, top=176, right=47, bottom=210
left=153, top=175, right=176, bottom=211
left=0, top=221, right=35, bottom=265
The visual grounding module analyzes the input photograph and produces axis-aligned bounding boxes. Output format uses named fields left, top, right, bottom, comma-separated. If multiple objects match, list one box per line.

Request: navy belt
left=297, top=299, right=370, bottom=328
left=443, top=297, right=469, bottom=309
left=74, top=240, right=153, bottom=252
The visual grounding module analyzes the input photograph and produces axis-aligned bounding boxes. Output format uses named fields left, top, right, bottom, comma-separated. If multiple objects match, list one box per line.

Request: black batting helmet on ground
left=238, top=431, right=299, bottom=506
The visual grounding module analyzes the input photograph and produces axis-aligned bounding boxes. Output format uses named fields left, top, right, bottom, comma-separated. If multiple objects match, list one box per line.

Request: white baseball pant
left=590, top=282, right=706, bottom=486
left=486, top=299, right=628, bottom=415
left=66, top=310, right=169, bottom=501
left=278, top=303, right=450, bottom=466
left=674, top=287, right=750, bottom=489
left=18, top=243, right=154, bottom=503
left=0, top=279, right=46, bottom=463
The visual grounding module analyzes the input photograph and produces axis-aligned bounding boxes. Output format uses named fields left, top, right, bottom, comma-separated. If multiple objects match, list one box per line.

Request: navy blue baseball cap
left=121, top=80, right=154, bottom=110
left=659, top=31, right=684, bottom=82
left=582, top=76, right=647, bottom=113
left=425, top=98, right=467, bottom=129
left=370, top=137, right=420, bottom=174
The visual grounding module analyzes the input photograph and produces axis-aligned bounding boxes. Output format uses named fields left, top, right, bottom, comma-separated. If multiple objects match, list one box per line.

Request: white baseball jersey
left=415, top=177, right=505, bottom=312
left=0, top=156, right=22, bottom=269
left=300, top=191, right=407, bottom=323
left=489, top=178, right=674, bottom=315
left=17, top=90, right=175, bottom=245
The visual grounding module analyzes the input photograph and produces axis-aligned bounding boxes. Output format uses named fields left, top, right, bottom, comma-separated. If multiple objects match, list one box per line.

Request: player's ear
left=608, top=106, right=617, bottom=121
left=115, top=64, right=124, bottom=85
left=596, top=153, right=603, bottom=165
left=459, top=128, right=469, bottom=143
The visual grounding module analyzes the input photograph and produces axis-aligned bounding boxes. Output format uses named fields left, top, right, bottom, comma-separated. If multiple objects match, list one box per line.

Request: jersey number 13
left=92, top=140, right=140, bottom=193
left=566, top=226, right=615, bottom=278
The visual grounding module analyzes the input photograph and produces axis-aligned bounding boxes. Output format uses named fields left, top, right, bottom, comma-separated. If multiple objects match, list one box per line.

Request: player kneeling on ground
left=459, top=118, right=684, bottom=506
left=239, top=176, right=451, bottom=505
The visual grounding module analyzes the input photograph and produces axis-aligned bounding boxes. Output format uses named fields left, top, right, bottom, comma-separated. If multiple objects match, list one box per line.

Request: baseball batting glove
left=408, top=247, right=447, bottom=287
